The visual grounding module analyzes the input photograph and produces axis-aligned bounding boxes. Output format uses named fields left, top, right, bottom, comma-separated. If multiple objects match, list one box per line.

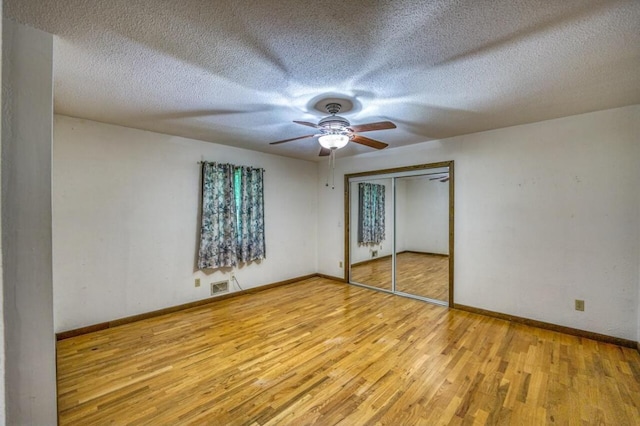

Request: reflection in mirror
left=346, top=161, right=454, bottom=306
left=395, top=172, right=450, bottom=303
left=349, top=178, right=393, bottom=291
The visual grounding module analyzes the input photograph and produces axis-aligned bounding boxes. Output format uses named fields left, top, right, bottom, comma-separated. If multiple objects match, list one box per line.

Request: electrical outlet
left=575, top=299, right=585, bottom=311
left=195, top=278, right=201, bottom=287
left=339, top=261, right=343, bottom=268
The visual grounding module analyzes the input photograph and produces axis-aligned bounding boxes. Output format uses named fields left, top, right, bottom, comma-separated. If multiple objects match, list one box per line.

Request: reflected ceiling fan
left=269, top=103, right=396, bottom=156
left=429, top=175, right=450, bottom=183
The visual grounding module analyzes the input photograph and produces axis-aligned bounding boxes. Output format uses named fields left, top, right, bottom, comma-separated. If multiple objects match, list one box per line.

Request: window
left=198, top=162, right=265, bottom=269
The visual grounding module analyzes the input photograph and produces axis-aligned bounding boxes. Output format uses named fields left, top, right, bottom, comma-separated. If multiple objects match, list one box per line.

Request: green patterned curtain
left=358, top=182, right=386, bottom=244
left=235, top=166, right=266, bottom=263
left=198, top=162, right=265, bottom=269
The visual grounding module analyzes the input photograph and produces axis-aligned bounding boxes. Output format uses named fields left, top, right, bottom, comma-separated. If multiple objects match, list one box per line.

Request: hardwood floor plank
left=57, top=277, right=640, bottom=424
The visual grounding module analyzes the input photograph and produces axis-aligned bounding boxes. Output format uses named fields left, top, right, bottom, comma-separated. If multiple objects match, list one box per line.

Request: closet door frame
left=344, top=161, right=455, bottom=308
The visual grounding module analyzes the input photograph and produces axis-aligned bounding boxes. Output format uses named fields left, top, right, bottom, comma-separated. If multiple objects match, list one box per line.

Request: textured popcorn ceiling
left=6, top=0, right=640, bottom=161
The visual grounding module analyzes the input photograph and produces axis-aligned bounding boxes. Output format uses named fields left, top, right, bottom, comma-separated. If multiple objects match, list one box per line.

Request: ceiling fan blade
left=269, top=134, right=316, bottom=145
left=429, top=172, right=449, bottom=180
left=293, top=120, right=321, bottom=129
left=319, top=147, right=331, bottom=156
left=349, top=121, right=396, bottom=133
left=351, top=134, right=389, bottom=150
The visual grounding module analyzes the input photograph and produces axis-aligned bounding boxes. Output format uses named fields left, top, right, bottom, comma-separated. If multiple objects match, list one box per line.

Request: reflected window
left=358, top=182, right=386, bottom=244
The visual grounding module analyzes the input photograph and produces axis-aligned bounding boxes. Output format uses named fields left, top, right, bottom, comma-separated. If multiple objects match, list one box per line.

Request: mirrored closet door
left=346, top=162, right=453, bottom=306
left=395, top=172, right=450, bottom=303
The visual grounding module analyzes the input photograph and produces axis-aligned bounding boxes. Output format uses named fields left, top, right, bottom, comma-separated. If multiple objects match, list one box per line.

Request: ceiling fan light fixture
left=318, top=134, right=349, bottom=150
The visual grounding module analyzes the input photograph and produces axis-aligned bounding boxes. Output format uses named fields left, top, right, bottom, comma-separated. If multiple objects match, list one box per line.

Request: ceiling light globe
left=318, top=134, right=349, bottom=150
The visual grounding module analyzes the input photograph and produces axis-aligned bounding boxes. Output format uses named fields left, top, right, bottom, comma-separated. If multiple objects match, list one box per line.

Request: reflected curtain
left=358, top=182, right=385, bottom=244
left=198, top=162, right=265, bottom=269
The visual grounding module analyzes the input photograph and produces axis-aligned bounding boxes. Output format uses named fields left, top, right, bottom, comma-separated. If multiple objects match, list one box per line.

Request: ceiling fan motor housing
left=319, top=115, right=350, bottom=131
left=319, top=103, right=351, bottom=135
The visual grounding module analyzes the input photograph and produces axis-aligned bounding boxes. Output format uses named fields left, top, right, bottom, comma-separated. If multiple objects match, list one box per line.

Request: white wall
left=0, top=4, right=5, bottom=424
left=318, top=105, right=640, bottom=341
left=53, top=115, right=318, bottom=332
left=395, top=179, right=407, bottom=254
left=2, top=19, right=57, bottom=425
left=401, top=176, right=449, bottom=255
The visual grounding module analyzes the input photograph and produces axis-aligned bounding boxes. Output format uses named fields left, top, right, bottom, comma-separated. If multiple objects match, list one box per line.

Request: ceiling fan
left=269, top=103, right=396, bottom=156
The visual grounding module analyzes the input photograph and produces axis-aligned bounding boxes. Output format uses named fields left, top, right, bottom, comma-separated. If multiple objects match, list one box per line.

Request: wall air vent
left=210, top=280, right=229, bottom=295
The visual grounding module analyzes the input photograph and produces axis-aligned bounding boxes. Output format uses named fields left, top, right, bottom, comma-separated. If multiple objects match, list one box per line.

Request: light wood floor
left=350, top=255, right=393, bottom=290
left=57, top=278, right=640, bottom=425
left=350, top=252, right=449, bottom=302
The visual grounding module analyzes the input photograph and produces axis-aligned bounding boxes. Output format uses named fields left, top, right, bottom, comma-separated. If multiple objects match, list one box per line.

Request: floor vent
left=210, top=280, right=229, bottom=295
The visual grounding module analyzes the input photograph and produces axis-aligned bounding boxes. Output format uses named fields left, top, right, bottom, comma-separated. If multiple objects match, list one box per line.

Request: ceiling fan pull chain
left=325, top=153, right=331, bottom=187
left=331, top=149, right=336, bottom=189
